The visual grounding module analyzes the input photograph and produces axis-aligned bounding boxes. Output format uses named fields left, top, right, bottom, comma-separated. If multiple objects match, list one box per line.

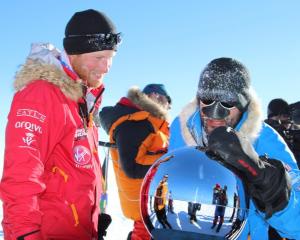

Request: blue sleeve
left=252, top=124, right=300, bottom=238
left=169, top=116, right=187, bottom=151
left=255, top=123, right=298, bottom=169
left=267, top=173, right=300, bottom=239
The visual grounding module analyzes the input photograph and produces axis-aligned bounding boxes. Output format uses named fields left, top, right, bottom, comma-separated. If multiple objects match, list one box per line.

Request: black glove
left=207, top=126, right=291, bottom=219
left=98, top=213, right=112, bottom=240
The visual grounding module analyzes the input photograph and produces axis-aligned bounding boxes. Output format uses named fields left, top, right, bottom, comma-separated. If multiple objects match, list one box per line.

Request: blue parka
left=169, top=97, right=300, bottom=240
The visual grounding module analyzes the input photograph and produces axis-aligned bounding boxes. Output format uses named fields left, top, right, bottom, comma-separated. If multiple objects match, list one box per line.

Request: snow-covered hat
left=197, top=57, right=251, bottom=112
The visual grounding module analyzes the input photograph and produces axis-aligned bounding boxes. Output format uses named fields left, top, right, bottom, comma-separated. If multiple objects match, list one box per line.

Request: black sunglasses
left=200, top=99, right=237, bottom=110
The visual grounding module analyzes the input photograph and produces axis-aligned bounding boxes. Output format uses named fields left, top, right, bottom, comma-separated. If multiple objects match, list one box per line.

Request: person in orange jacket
left=0, top=9, right=121, bottom=240
left=154, top=174, right=172, bottom=229
left=99, top=84, right=171, bottom=240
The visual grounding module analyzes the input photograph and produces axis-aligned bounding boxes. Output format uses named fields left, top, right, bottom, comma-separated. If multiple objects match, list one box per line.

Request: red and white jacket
left=0, top=43, right=103, bottom=240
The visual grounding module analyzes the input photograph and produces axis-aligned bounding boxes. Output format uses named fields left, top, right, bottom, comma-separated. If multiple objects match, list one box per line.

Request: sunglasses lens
left=200, top=99, right=215, bottom=106
left=220, top=102, right=235, bottom=109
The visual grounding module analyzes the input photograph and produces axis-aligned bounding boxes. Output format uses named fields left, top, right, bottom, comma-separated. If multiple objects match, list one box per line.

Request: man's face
left=148, top=92, right=171, bottom=110
left=69, top=50, right=116, bottom=88
left=199, top=100, right=242, bottom=135
left=270, top=115, right=291, bottom=130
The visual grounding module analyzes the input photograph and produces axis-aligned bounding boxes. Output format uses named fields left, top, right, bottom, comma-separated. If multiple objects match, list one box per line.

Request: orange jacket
left=154, top=181, right=168, bottom=211
left=99, top=89, right=170, bottom=221
left=109, top=111, right=169, bottom=220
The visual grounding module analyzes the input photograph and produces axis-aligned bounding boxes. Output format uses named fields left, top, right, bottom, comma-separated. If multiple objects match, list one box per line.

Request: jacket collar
left=14, top=43, right=83, bottom=101
left=126, top=87, right=169, bottom=121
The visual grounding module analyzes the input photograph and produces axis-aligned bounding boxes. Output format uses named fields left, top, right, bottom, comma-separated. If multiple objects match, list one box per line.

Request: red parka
left=0, top=44, right=102, bottom=240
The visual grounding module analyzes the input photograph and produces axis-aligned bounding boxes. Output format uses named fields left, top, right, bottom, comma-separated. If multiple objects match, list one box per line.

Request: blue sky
left=1, top=1, right=300, bottom=162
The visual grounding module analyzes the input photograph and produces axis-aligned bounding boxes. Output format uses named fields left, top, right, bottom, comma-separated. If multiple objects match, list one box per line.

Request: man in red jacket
left=0, top=9, right=121, bottom=240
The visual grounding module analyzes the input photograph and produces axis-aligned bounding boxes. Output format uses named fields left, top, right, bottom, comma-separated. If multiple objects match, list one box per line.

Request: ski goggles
left=200, top=99, right=237, bottom=110
left=67, top=32, right=122, bottom=45
left=64, top=32, right=122, bottom=53
left=200, top=99, right=238, bottom=119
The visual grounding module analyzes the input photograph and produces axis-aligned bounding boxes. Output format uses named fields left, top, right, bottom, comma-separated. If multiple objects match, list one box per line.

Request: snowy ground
left=149, top=200, right=233, bottom=238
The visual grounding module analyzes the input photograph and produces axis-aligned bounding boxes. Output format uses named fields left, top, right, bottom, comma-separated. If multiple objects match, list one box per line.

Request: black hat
left=63, top=9, right=121, bottom=54
left=197, top=57, right=251, bottom=112
left=267, top=98, right=289, bottom=118
left=143, top=83, right=172, bottom=104
left=289, top=101, right=300, bottom=124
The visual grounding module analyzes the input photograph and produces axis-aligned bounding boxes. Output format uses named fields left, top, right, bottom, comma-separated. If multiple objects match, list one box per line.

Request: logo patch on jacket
left=74, top=128, right=88, bottom=141
left=73, top=145, right=92, bottom=169
left=16, top=108, right=46, bottom=122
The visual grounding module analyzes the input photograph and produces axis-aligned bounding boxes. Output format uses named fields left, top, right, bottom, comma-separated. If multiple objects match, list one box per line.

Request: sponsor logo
left=74, top=128, right=87, bottom=140
left=15, top=121, right=42, bottom=134
left=17, top=109, right=46, bottom=122
left=22, top=132, right=36, bottom=146
left=73, top=145, right=91, bottom=166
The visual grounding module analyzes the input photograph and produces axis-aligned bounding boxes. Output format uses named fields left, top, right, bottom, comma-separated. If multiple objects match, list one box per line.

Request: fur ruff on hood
left=178, top=87, right=263, bottom=145
left=14, top=59, right=83, bottom=102
left=127, top=86, right=169, bottom=121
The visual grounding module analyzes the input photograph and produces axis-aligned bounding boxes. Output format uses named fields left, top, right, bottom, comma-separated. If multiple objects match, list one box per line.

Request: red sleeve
left=0, top=81, right=65, bottom=239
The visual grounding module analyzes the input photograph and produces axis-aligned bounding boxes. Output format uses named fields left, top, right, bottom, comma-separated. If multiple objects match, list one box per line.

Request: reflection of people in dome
left=212, top=183, right=221, bottom=204
left=154, top=174, right=172, bottom=229
left=229, top=193, right=238, bottom=222
left=167, top=190, right=174, bottom=214
left=211, top=185, right=228, bottom=233
left=188, top=202, right=201, bottom=224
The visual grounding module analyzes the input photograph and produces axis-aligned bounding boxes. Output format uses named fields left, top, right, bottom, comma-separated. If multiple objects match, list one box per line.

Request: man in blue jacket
left=169, top=57, right=300, bottom=239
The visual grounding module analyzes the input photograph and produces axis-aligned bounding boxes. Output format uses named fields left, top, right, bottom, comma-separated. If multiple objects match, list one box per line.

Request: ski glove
left=207, top=126, right=291, bottom=219
left=98, top=213, right=112, bottom=240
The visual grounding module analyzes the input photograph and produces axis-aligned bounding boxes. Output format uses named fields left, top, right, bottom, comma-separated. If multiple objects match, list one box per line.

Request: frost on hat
left=63, top=9, right=121, bottom=54
left=197, top=57, right=251, bottom=111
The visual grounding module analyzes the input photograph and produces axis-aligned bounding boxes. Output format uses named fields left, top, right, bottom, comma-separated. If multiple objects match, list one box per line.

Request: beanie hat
left=267, top=98, right=289, bottom=118
left=63, top=9, right=121, bottom=54
left=197, top=57, right=251, bottom=112
left=289, top=101, right=300, bottom=124
left=143, top=83, right=172, bottom=104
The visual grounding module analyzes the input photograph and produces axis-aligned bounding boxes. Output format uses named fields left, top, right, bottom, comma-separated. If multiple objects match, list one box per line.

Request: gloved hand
left=98, top=213, right=112, bottom=240
left=207, top=126, right=291, bottom=219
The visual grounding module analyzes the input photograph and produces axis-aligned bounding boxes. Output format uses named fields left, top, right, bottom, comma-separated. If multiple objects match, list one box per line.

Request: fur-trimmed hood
left=177, top=87, right=263, bottom=145
left=14, top=43, right=82, bottom=101
left=127, top=87, right=169, bottom=121
left=99, top=86, right=169, bottom=134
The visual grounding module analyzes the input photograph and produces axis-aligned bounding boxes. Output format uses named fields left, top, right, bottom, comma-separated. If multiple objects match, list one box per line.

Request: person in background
left=168, top=190, right=174, bottom=213
left=212, top=183, right=221, bottom=204
left=0, top=9, right=121, bottom=240
left=265, top=98, right=291, bottom=141
left=188, top=202, right=201, bottom=224
left=169, top=57, right=300, bottom=239
left=288, top=101, right=300, bottom=167
left=229, top=193, right=238, bottom=222
left=211, top=185, right=228, bottom=233
left=265, top=98, right=295, bottom=240
left=154, top=175, right=173, bottom=230
left=99, top=84, right=171, bottom=240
